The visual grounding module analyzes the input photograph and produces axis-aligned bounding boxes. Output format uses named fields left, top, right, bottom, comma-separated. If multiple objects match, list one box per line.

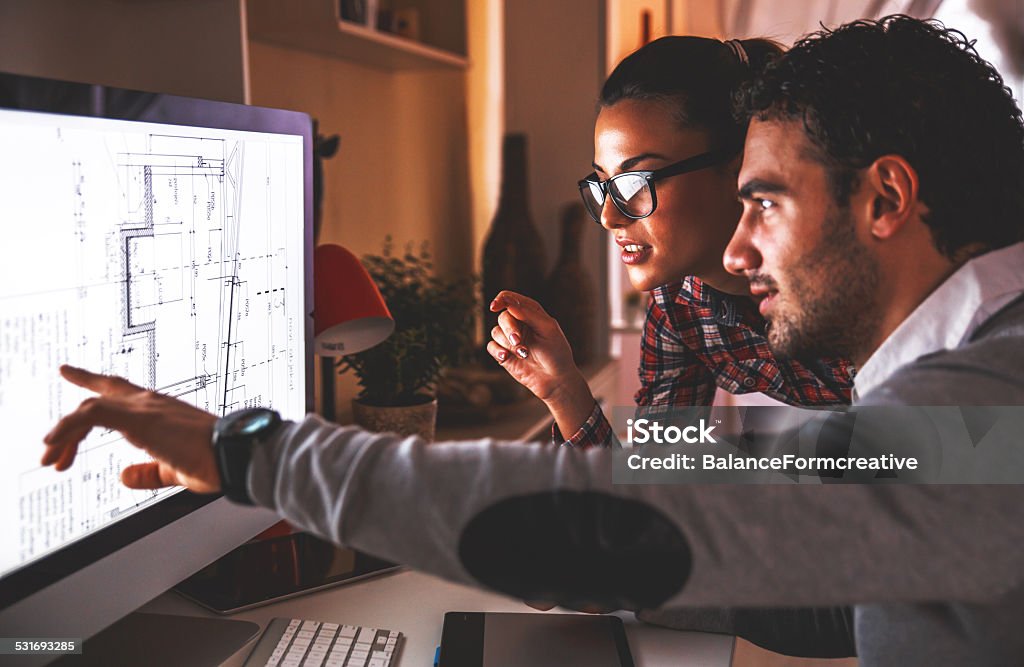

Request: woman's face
left=593, top=98, right=745, bottom=293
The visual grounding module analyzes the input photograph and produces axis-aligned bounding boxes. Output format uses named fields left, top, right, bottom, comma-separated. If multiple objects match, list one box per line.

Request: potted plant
left=338, top=238, right=476, bottom=440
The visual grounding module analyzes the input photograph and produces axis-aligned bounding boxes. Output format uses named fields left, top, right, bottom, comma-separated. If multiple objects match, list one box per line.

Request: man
left=41, top=16, right=1024, bottom=665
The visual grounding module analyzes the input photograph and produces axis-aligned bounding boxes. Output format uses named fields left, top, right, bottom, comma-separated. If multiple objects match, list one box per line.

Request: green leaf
left=337, top=240, right=479, bottom=406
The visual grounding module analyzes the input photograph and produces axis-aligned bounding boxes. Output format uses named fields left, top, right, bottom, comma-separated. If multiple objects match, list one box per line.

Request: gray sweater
left=248, top=298, right=1024, bottom=666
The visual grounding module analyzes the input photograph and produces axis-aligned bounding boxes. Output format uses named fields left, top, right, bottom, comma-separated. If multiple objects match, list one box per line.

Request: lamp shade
left=314, top=244, right=393, bottom=357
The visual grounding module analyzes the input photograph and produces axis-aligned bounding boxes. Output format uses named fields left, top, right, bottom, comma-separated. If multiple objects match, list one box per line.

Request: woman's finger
left=497, top=311, right=529, bottom=359
left=490, top=325, right=511, bottom=349
left=490, top=290, right=526, bottom=312
left=492, top=290, right=545, bottom=316
left=486, top=340, right=512, bottom=364
left=493, top=294, right=558, bottom=337
left=497, top=310, right=525, bottom=346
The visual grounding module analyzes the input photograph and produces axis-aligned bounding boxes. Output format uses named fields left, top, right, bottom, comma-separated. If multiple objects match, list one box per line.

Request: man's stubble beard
left=767, top=206, right=881, bottom=364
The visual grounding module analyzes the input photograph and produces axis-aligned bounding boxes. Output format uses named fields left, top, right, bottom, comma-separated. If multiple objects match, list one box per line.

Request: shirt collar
left=853, top=242, right=1024, bottom=401
left=652, top=275, right=705, bottom=311
left=652, top=276, right=757, bottom=329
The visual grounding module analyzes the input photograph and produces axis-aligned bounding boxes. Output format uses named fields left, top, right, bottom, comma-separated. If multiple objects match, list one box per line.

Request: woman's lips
left=620, top=243, right=652, bottom=265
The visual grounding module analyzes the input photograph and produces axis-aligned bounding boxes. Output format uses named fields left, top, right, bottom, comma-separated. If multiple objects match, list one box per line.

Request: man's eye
left=759, top=199, right=775, bottom=210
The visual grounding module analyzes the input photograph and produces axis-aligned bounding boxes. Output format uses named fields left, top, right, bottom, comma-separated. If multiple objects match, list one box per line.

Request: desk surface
left=141, top=569, right=733, bottom=667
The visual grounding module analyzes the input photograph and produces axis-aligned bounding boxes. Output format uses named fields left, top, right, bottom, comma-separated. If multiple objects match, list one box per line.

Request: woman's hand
left=487, top=291, right=596, bottom=437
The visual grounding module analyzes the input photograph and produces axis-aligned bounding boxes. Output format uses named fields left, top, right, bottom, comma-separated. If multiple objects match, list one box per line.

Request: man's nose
left=723, top=212, right=762, bottom=276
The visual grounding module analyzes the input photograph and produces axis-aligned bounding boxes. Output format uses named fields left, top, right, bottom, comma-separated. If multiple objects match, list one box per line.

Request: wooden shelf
left=247, top=0, right=468, bottom=71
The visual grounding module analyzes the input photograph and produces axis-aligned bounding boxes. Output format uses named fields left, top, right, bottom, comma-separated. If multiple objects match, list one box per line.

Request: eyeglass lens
left=580, top=173, right=654, bottom=223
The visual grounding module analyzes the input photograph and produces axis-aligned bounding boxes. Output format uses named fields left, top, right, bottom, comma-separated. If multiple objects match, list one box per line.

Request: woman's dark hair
left=600, top=36, right=783, bottom=153
left=737, top=15, right=1024, bottom=258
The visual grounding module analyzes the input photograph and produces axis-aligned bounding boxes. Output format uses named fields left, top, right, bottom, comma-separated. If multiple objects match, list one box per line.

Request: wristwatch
left=212, top=407, right=282, bottom=505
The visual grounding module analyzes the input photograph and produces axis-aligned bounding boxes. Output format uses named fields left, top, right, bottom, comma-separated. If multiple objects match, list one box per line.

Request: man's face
left=724, top=118, right=880, bottom=362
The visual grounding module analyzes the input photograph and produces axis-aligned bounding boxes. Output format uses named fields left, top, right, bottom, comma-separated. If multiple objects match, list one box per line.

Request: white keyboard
left=243, top=617, right=403, bottom=667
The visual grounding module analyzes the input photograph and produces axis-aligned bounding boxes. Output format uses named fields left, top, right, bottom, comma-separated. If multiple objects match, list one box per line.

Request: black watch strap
left=212, top=408, right=282, bottom=505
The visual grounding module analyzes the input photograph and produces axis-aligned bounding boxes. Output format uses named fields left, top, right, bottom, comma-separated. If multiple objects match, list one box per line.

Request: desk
left=140, top=569, right=734, bottom=667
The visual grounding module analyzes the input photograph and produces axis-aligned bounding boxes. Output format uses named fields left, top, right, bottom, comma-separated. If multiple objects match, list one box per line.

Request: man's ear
left=865, top=155, right=919, bottom=240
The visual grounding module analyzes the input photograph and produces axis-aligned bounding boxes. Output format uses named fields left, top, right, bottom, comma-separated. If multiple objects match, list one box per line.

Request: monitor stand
left=53, top=612, right=259, bottom=667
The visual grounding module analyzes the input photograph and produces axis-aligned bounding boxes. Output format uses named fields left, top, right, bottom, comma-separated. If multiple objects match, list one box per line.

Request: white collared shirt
left=853, top=241, right=1024, bottom=402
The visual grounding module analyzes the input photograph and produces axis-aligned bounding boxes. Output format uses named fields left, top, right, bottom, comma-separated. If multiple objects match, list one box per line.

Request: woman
left=488, top=36, right=855, bottom=449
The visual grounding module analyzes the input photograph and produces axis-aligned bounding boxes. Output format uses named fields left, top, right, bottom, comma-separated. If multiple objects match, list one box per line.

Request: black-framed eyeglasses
left=577, top=149, right=736, bottom=224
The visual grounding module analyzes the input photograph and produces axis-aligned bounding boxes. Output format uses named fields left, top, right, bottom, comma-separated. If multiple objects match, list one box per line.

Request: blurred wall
left=249, top=45, right=472, bottom=276
left=0, top=0, right=249, bottom=103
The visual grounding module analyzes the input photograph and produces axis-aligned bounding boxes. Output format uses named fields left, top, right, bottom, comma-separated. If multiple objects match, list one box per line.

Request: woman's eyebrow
left=593, top=152, right=672, bottom=173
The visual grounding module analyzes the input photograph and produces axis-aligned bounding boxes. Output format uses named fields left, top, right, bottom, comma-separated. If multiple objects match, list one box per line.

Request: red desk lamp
left=314, top=244, right=393, bottom=420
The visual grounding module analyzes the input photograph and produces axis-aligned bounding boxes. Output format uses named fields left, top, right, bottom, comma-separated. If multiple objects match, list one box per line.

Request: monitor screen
left=0, top=72, right=313, bottom=642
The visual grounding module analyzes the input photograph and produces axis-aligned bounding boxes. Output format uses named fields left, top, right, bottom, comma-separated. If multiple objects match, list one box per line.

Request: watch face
left=225, top=408, right=278, bottom=437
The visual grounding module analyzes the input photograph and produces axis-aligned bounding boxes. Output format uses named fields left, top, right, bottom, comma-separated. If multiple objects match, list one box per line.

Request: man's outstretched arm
left=42, top=365, right=1024, bottom=612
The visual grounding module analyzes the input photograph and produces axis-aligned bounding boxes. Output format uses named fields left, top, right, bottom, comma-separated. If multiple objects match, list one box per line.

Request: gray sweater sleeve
left=247, top=410, right=1024, bottom=611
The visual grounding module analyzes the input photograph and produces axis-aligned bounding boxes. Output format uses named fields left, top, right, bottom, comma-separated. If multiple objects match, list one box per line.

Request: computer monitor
left=0, top=71, right=314, bottom=656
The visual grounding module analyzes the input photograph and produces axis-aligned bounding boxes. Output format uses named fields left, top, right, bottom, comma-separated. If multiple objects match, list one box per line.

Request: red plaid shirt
left=560, top=276, right=855, bottom=448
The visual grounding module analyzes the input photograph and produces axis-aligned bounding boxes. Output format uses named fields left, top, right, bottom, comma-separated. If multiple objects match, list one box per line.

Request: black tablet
left=439, top=612, right=635, bottom=667
left=174, top=532, right=399, bottom=613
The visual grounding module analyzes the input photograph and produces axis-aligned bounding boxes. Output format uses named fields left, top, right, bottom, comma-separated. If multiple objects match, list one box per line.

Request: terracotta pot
left=352, top=398, right=438, bottom=442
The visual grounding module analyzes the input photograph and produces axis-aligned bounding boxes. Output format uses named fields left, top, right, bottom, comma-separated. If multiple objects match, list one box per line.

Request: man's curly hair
left=737, top=15, right=1024, bottom=259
